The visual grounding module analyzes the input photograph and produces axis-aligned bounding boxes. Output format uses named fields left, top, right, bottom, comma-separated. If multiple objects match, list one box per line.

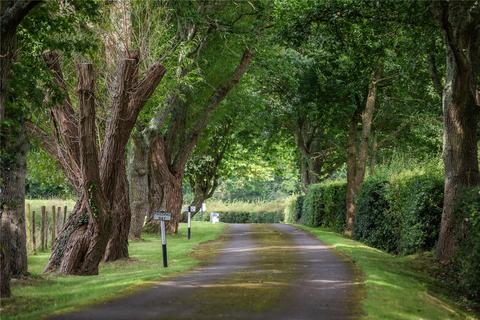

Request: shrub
left=454, top=187, right=480, bottom=301
left=320, top=181, right=347, bottom=232
left=353, top=177, right=401, bottom=253
left=294, top=195, right=304, bottom=222
left=301, top=184, right=324, bottom=226
left=296, top=181, right=346, bottom=231
left=284, top=195, right=298, bottom=223
left=388, top=172, right=443, bottom=255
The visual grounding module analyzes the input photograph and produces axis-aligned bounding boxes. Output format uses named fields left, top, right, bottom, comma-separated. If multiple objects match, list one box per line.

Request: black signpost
left=187, top=205, right=195, bottom=240
left=153, top=210, right=171, bottom=267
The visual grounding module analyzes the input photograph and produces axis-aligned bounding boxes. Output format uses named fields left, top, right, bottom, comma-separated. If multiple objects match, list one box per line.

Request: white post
left=187, top=211, right=191, bottom=240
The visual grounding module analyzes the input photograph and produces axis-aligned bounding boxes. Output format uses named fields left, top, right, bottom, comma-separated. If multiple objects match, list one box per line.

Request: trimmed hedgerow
left=454, top=187, right=480, bottom=301
left=388, top=172, right=443, bottom=255
left=301, top=184, right=324, bottom=227
left=284, top=196, right=298, bottom=224
left=193, top=211, right=283, bottom=223
left=294, top=195, right=304, bottom=222
left=295, top=181, right=346, bottom=231
left=353, top=177, right=401, bottom=253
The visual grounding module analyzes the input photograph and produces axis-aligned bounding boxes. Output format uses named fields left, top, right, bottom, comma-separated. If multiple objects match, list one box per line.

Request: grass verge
left=297, top=225, right=479, bottom=320
left=1, top=222, right=225, bottom=320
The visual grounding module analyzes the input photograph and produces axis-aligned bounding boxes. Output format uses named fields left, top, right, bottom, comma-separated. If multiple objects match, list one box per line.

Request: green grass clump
left=298, top=226, right=478, bottom=320
left=2, top=222, right=225, bottom=320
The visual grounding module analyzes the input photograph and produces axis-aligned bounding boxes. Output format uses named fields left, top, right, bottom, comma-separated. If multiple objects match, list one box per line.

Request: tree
left=133, top=0, right=265, bottom=234
left=433, top=1, right=480, bottom=263
left=27, top=50, right=166, bottom=274
left=0, top=0, right=42, bottom=298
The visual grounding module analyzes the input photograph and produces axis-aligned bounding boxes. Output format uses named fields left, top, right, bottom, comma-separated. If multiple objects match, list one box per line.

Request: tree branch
left=175, top=49, right=254, bottom=172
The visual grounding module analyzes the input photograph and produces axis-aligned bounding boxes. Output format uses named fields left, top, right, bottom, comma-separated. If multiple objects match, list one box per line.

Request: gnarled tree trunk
left=33, top=53, right=166, bottom=274
left=128, top=131, right=149, bottom=239
left=434, top=1, right=480, bottom=262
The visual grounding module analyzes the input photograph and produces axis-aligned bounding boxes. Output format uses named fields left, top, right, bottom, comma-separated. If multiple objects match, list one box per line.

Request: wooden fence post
left=41, top=206, right=46, bottom=251
left=63, top=206, right=67, bottom=225
left=32, top=211, right=37, bottom=255
left=56, top=207, right=61, bottom=234
left=26, top=203, right=31, bottom=250
left=51, top=206, right=56, bottom=247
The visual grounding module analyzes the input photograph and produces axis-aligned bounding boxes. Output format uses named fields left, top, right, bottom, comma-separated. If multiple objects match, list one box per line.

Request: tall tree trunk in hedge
left=0, top=0, right=41, bottom=296
left=433, top=1, right=480, bottom=263
left=27, top=52, right=166, bottom=274
left=345, top=68, right=381, bottom=234
left=143, top=50, right=254, bottom=233
left=128, top=131, right=149, bottom=239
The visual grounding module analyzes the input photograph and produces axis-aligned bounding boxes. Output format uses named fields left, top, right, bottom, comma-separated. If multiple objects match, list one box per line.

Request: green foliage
left=283, top=195, right=298, bottom=224
left=299, top=181, right=346, bottom=232
left=294, top=195, right=304, bottom=223
left=26, top=148, right=73, bottom=199
left=353, top=177, right=400, bottom=253
left=300, top=184, right=324, bottom=227
left=454, top=187, right=480, bottom=301
left=389, top=171, right=443, bottom=255
left=353, top=169, right=444, bottom=254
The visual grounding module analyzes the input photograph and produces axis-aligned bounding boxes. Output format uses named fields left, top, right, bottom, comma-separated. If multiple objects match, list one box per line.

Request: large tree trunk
left=128, top=131, right=149, bottom=239
left=144, top=138, right=183, bottom=234
left=45, top=64, right=112, bottom=275
left=0, top=124, right=28, bottom=277
left=0, top=1, right=41, bottom=295
left=37, top=54, right=166, bottom=273
left=104, top=159, right=129, bottom=261
left=434, top=1, right=480, bottom=262
left=345, top=69, right=381, bottom=234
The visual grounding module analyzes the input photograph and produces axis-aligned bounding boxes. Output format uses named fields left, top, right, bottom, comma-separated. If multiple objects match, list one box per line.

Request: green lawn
left=1, top=222, right=225, bottom=320
left=298, top=225, right=478, bottom=320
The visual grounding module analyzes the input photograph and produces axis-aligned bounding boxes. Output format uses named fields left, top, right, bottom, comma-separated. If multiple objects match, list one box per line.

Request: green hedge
left=454, top=187, right=480, bottom=301
left=294, top=168, right=479, bottom=301
left=284, top=196, right=297, bottom=224
left=298, top=181, right=346, bottom=232
left=193, top=211, right=283, bottom=223
left=353, top=177, right=401, bottom=253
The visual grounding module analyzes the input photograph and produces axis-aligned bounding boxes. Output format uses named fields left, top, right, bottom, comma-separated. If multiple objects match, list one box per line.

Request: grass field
left=299, top=226, right=479, bottom=320
left=1, top=222, right=225, bottom=320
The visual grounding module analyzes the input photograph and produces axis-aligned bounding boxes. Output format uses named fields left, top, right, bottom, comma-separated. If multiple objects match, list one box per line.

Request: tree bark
left=104, top=159, right=129, bottom=261
left=0, top=126, right=28, bottom=277
left=434, top=1, right=480, bottom=262
left=0, top=0, right=41, bottom=296
left=128, top=131, right=149, bottom=239
left=345, top=68, right=381, bottom=234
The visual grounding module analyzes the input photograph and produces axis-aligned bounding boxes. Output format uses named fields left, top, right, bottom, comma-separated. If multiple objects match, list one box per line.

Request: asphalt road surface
left=53, top=224, right=362, bottom=320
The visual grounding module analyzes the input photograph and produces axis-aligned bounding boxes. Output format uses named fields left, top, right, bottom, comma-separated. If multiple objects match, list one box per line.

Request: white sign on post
left=153, top=210, right=170, bottom=267
left=153, top=211, right=172, bottom=221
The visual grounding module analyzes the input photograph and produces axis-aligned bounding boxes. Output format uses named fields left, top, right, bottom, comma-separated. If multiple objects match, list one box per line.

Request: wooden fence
left=25, top=204, right=70, bottom=254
